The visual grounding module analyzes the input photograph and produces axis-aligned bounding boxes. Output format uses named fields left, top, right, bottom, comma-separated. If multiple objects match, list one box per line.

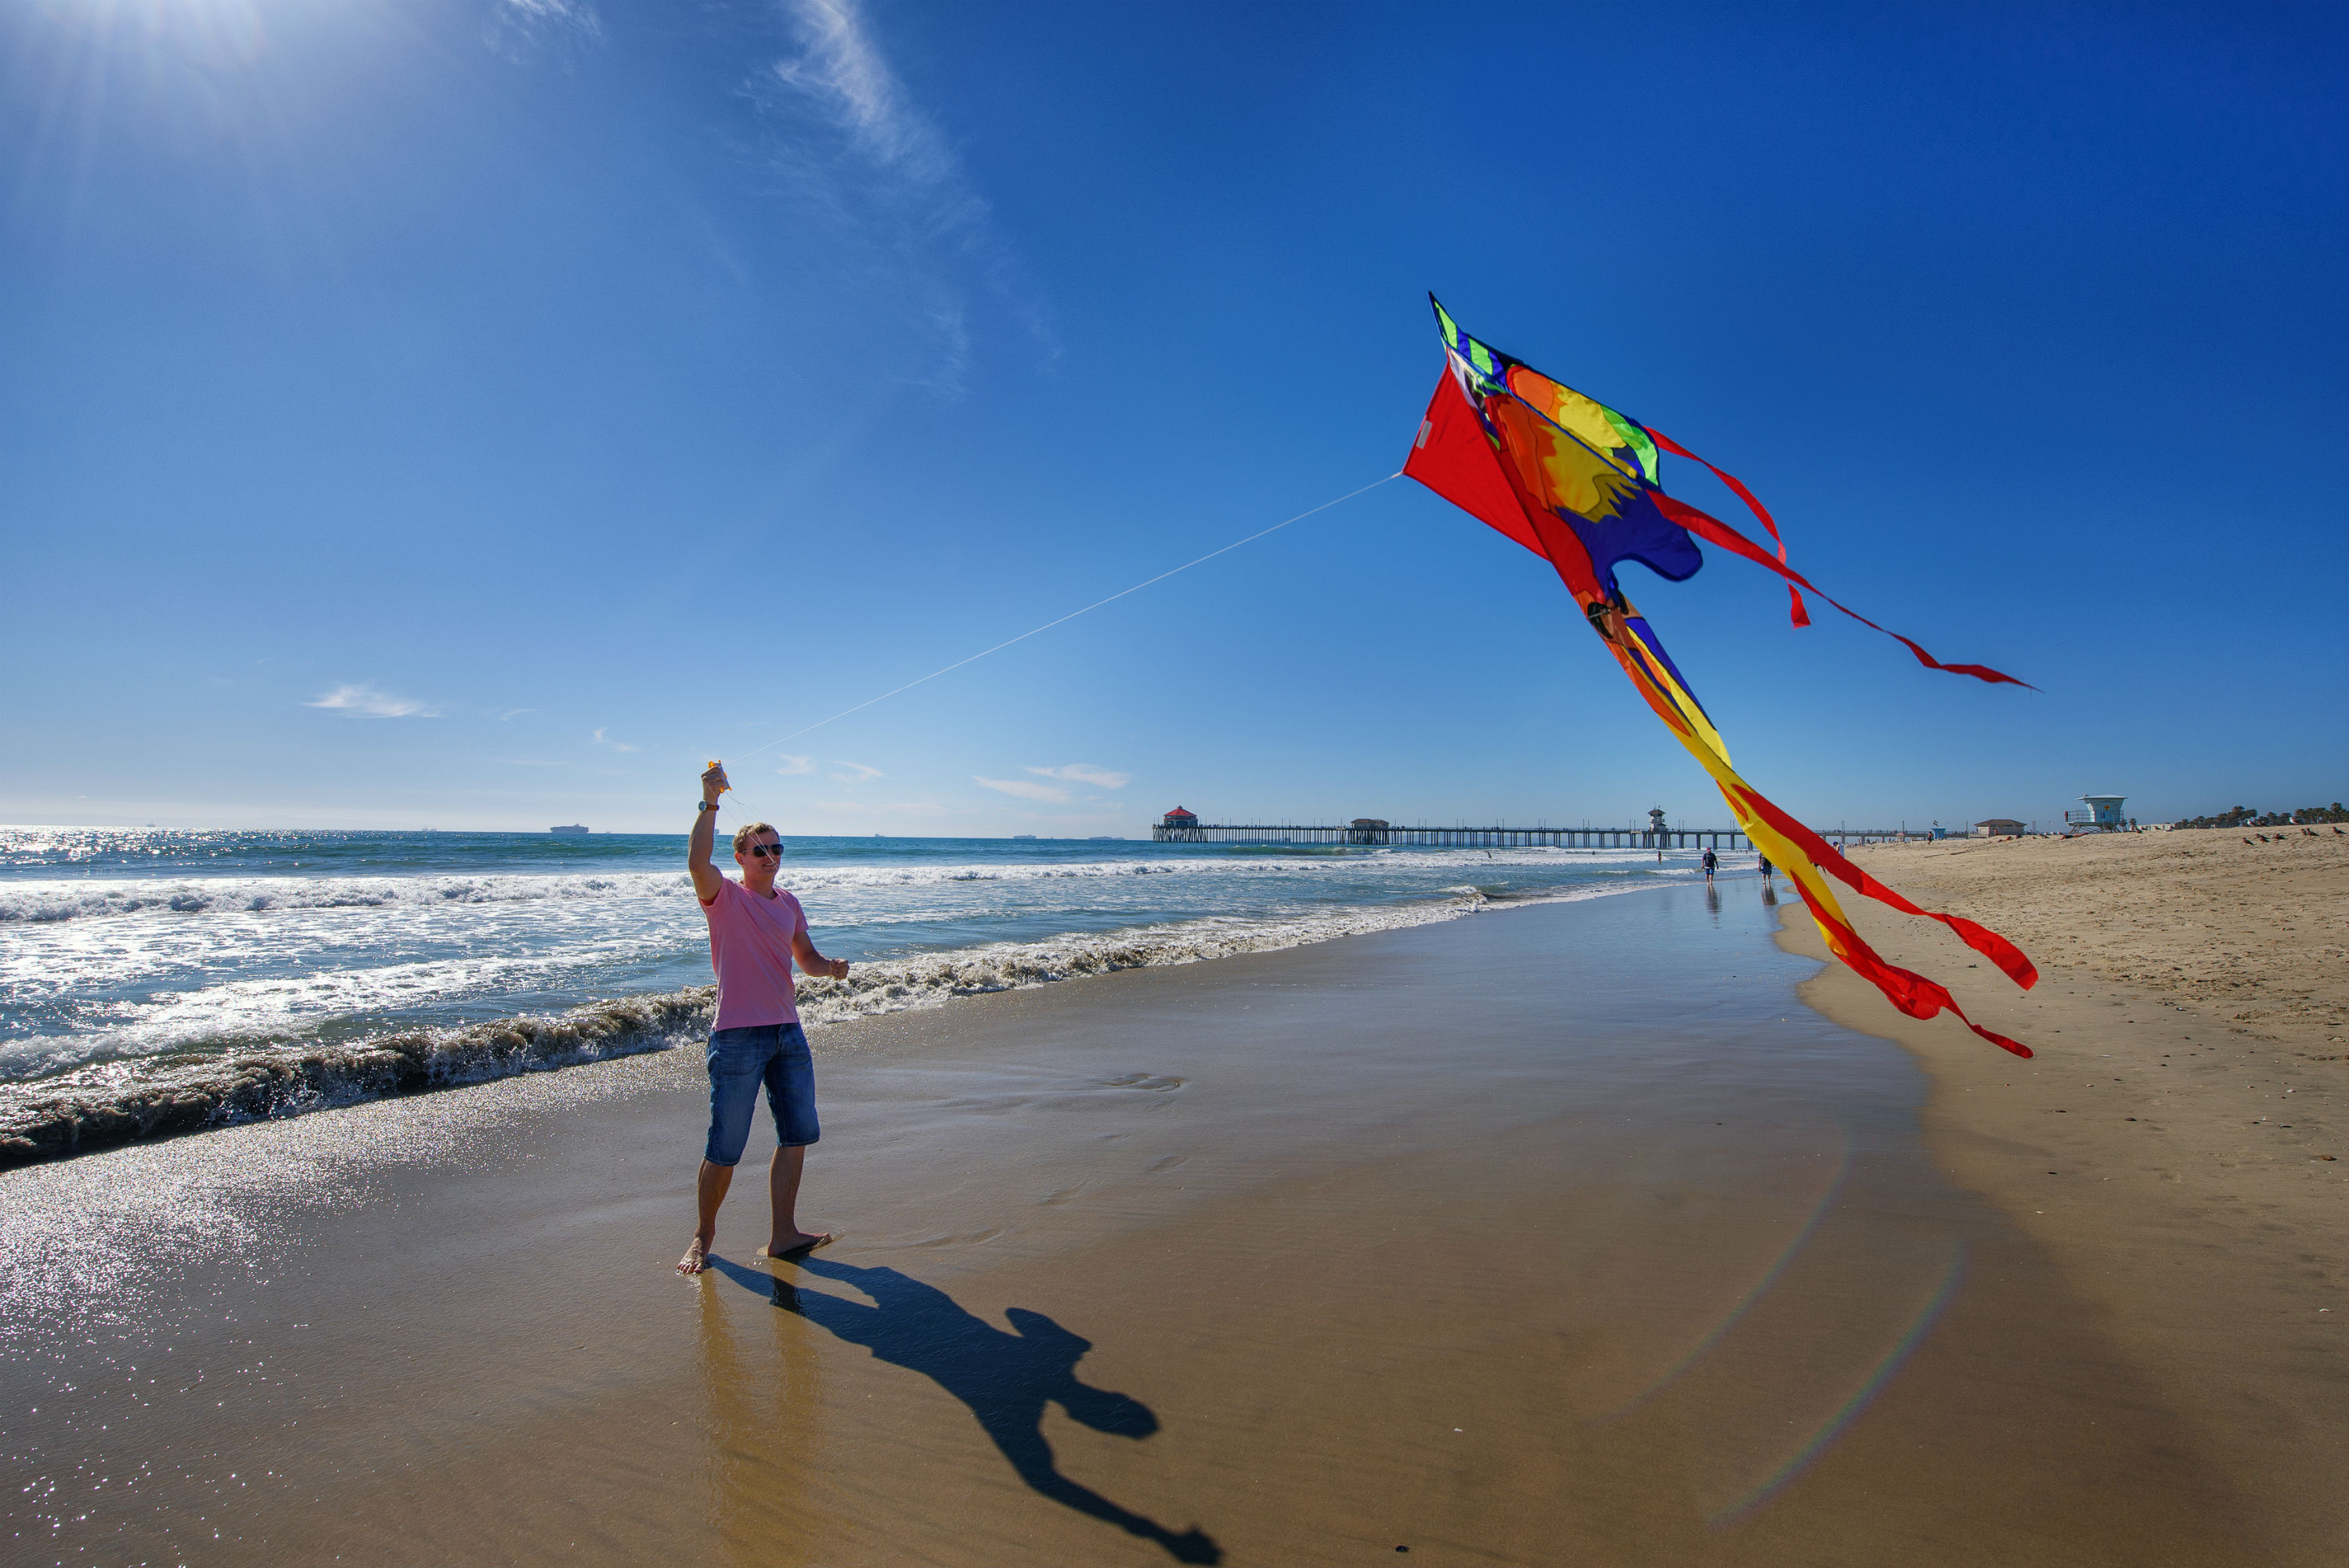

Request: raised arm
left=689, top=763, right=728, bottom=903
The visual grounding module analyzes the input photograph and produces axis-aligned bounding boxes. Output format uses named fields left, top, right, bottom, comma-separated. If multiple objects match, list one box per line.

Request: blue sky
left=4, top=0, right=2343, bottom=836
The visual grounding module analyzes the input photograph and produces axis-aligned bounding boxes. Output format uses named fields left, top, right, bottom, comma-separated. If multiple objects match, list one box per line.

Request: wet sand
left=0, top=881, right=2315, bottom=1565
left=1780, top=831, right=2345, bottom=1564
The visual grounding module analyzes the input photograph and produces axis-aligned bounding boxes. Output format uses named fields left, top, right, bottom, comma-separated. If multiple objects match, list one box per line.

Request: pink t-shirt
left=701, top=877, right=810, bottom=1031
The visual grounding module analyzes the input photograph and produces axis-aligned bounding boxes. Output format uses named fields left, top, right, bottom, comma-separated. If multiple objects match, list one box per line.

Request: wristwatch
left=699, top=800, right=720, bottom=812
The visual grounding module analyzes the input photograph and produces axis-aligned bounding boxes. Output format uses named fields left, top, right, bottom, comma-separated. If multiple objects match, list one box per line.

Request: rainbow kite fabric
left=1402, top=297, right=2039, bottom=1057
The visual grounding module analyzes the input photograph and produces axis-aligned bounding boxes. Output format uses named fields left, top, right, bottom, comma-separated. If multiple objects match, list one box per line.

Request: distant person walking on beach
left=1756, top=851, right=1773, bottom=886
left=680, top=762, right=852, bottom=1276
left=1701, top=845, right=1718, bottom=884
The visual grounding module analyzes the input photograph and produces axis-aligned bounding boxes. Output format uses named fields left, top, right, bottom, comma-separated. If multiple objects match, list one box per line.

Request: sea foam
left=0, top=880, right=1658, bottom=1169
left=0, top=846, right=1621, bottom=924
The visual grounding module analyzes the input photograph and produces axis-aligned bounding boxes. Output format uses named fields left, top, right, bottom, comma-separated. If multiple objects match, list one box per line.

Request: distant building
left=1347, top=816, right=1391, bottom=846
left=1160, top=807, right=1198, bottom=828
left=1974, top=818, right=2026, bottom=837
left=2062, top=795, right=2130, bottom=832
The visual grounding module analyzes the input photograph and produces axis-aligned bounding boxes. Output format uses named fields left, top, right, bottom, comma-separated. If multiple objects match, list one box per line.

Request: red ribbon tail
left=1648, top=492, right=2035, bottom=690
left=1788, top=583, right=1811, bottom=626
left=1958, top=1012, right=2035, bottom=1058
left=1732, top=781, right=2040, bottom=990
left=1647, top=425, right=1790, bottom=560
left=1796, top=885, right=2036, bottom=1058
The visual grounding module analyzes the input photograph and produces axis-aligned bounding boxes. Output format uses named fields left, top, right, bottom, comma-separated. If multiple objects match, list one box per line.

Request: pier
left=1149, top=809, right=1936, bottom=852
left=1153, top=816, right=1751, bottom=851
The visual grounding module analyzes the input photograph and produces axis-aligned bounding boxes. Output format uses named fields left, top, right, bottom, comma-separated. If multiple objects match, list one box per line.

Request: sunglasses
left=744, top=843, right=783, bottom=860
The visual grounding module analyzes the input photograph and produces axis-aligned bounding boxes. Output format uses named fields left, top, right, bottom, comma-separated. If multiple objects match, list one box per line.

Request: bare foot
left=757, top=1230, right=834, bottom=1261
left=678, top=1235, right=713, bottom=1275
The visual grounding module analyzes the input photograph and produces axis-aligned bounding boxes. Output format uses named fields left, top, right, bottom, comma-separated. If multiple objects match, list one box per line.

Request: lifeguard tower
left=2063, top=794, right=2129, bottom=833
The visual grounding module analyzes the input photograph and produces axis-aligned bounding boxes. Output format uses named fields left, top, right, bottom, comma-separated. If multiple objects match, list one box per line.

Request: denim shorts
left=704, top=1022, right=820, bottom=1166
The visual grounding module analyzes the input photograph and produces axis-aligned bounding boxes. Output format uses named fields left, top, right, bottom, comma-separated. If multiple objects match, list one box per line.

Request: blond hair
left=732, top=821, right=780, bottom=853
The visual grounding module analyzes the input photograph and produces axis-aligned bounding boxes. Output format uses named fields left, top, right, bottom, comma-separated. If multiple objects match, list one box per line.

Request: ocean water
left=0, top=825, right=1720, bottom=1162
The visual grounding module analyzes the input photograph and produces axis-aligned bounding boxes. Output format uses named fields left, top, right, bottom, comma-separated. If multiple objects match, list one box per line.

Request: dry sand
left=1779, top=827, right=2346, bottom=1563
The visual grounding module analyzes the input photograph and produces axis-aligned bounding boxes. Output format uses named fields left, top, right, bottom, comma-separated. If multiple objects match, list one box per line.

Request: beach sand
left=1780, top=828, right=2346, bottom=1563
left=3, top=875, right=2336, bottom=1565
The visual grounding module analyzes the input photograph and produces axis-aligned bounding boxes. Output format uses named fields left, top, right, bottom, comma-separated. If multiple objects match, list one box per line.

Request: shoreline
left=0, top=877, right=1669, bottom=1170
left=1775, top=832, right=2345, bottom=1562
left=5, top=881, right=2313, bottom=1565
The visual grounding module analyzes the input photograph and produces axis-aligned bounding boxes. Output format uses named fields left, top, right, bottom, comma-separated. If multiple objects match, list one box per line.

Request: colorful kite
left=1402, top=297, right=2038, bottom=1056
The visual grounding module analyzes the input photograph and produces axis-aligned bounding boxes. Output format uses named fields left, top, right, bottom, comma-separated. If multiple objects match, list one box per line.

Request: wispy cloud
left=591, top=727, right=640, bottom=753
left=976, top=775, right=1068, bottom=803
left=828, top=760, right=885, bottom=783
left=488, top=707, right=535, bottom=721
left=771, top=0, right=953, bottom=182
left=503, top=0, right=596, bottom=20
left=752, top=0, right=1052, bottom=392
left=776, top=754, right=817, bottom=776
left=306, top=683, right=441, bottom=719
left=484, top=0, right=601, bottom=61
left=1024, top=763, right=1131, bottom=790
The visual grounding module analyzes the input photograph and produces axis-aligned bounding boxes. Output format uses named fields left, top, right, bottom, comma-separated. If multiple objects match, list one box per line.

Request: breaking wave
left=0, top=872, right=680, bottom=925
left=0, top=879, right=1649, bottom=1170
left=785, top=884, right=1503, bottom=1026
left=0, top=989, right=713, bottom=1170
left=0, top=845, right=1645, bottom=925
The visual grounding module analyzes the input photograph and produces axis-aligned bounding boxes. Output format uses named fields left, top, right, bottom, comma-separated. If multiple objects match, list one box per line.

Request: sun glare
left=42, top=0, right=273, bottom=70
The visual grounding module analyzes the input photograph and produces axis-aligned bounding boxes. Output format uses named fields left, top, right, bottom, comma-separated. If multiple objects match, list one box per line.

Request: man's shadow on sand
left=709, top=1254, right=1221, bottom=1565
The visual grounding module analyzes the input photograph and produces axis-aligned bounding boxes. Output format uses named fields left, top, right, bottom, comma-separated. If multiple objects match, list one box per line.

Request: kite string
left=724, top=471, right=1401, bottom=766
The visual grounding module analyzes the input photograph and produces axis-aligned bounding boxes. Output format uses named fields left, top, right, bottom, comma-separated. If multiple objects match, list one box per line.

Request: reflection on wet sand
left=1598, top=1126, right=1856, bottom=1418
left=1705, top=1236, right=1968, bottom=1525
left=708, top=1255, right=1221, bottom=1565
left=698, top=1273, right=826, bottom=1566
left=1528, top=1112, right=1977, bottom=1524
